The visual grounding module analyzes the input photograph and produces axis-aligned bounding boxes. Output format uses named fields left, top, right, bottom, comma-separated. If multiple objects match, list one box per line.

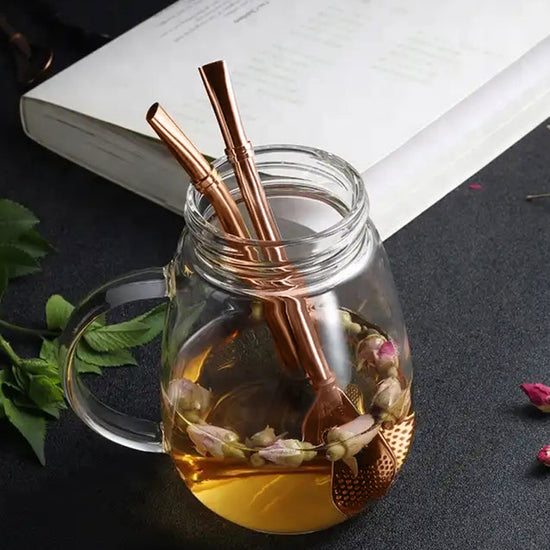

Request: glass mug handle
left=59, top=267, right=170, bottom=453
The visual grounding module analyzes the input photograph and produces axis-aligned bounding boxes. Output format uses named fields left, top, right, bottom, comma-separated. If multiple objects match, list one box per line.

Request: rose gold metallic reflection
left=146, top=103, right=302, bottom=372
left=146, top=103, right=248, bottom=239
left=198, top=60, right=358, bottom=447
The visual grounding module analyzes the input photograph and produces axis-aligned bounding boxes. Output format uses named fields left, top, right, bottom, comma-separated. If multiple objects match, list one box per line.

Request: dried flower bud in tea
left=326, top=414, right=380, bottom=462
left=373, top=377, right=402, bottom=410
left=257, top=439, right=317, bottom=467
left=187, top=422, right=246, bottom=460
left=168, top=378, right=212, bottom=422
left=246, top=425, right=279, bottom=447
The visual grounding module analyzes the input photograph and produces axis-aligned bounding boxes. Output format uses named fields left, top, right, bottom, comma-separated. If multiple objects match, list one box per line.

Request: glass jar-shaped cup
left=60, top=145, right=414, bottom=535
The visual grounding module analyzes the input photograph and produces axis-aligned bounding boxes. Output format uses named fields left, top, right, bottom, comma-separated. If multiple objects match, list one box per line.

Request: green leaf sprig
left=0, top=200, right=167, bottom=464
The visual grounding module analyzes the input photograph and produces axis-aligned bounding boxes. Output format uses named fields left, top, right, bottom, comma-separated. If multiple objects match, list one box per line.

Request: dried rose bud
left=375, top=341, right=398, bottom=375
left=356, top=334, right=399, bottom=378
left=187, top=423, right=246, bottom=460
left=520, top=383, right=550, bottom=412
left=246, top=425, right=278, bottom=447
left=373, top=377, right=402, bottom=410
left=537, top=444, right=550, bottom=466
left=258, top=439, right=317, bottom=467
left=356, top=334, right=386, bottom=371
left=341, top=311, right=352, bottom=325
left=326, top=414, right=380, bottom=462
left=168, top=378, right=212, bottom=422
left=375, top=382, right=411, bottom=427
left=250, top=452, right=266, bottom=467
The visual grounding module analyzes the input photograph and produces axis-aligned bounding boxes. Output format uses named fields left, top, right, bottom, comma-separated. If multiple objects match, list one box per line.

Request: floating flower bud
left=340, top=311, right=352, bottom=326
left=520, top=383, right=550, bottom=412
left=537, top=444, right=550, bottom=466
left=356, top=333, right=386, bottom=366
left=258, top=439, right=317, bottom=467
left=168, top=378, right=212, bottom=422
left=373, top=378, right=411, bottom=426
left=340, top=311, right=362, bottom=335
left=385, top=366, right=399, bottom=378
left=250, top=452, right=266, bottom=467
left=187, top=423, right=246, bottom=460
left=373, top=377, right=403, bottom=411
left=246, top=425, right=279, bottom=448
left=375, top=341, right=399, bottom=375
left=326, top=414, right=380, bottom=462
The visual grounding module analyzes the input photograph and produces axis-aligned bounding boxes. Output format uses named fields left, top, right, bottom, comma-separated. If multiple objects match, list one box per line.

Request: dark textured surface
left=2, top=3, right=550, bottom=549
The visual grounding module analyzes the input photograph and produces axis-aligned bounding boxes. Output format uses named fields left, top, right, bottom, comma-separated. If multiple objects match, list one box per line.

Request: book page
left=25, top=0, right=550, bottom=174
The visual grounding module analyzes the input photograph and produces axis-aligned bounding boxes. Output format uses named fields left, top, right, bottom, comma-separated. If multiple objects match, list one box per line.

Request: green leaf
left=16, top=229, right=55, bottom=259
left=4, top=398, right=46, bottom=465
left=74, top=358, right=102, bottom=374
left=0, top=245, right=40, bottom=278
left=40, top=338, right=59, bottom=365
left=20, top=358, right=58, bottom=378
left=28, top=374, right=64, bottom=408
left=12, top=365, right=29, bottom=392
left=76, top=342, right=137, bottom=367
left=83, top=321, right=150, bottom=352
left=38, top=402, right=63, bottom=419
left=134, top=302, right=168, bottom=344
left=83, top=303, right=167, bottom=352
left=9, top=390, right=64, bottom=417
left=0, top=200, right=39, bottom=243
left=3, top=378, right=25, bottom=395
left=45, top=295, right=74, bottom=330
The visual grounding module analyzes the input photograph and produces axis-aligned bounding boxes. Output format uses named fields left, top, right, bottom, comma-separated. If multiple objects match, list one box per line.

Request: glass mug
left=60, top=145, right=414, bottom=534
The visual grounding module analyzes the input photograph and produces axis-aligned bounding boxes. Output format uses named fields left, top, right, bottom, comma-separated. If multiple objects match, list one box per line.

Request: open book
left=20, top=0, right=550, bottom=240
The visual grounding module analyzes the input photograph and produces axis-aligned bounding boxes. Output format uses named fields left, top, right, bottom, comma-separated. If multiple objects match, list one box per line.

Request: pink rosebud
left=168, top=378, right=212, bottom=422
left=257, top=439, right=316, bottom=467
left=187, top=423, right=246, bottom=460
left=326, top=414, right=380, bottom=461
left=537, top=444, right=550, bottom=466
left=374, top=340, right=398, bottom=375
left=520, top=383, right=550, bottom=412
left=356, top=334, right=386, bottom=366
left=378, top=341, right=396, bottom=358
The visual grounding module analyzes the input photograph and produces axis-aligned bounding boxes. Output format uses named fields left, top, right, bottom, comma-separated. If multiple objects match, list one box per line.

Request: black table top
left=2, top=2, right=550, bottom=549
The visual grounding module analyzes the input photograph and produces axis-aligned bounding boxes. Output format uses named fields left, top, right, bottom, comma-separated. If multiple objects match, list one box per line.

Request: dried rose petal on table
left=537, top=445, right=550, bottom=466
left=520, top=383, right=550, bottom=412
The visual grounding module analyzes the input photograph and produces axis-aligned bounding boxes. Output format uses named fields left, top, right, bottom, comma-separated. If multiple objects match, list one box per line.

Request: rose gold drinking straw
left=198, top=60, right=358, bottom=443
left=146, top=103, right=249, bottom=239
left=146, top=102, right=304, bottom=373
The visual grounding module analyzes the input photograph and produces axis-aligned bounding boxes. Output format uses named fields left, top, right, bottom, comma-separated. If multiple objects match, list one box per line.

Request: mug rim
left=184, top=143, right=368, bottom=248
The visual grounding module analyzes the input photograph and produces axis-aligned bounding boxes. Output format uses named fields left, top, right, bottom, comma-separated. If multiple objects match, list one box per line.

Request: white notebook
left=20, top=0, right=550, bottom=239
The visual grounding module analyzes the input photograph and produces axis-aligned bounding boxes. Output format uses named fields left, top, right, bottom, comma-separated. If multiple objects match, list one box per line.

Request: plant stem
left=0, top=319, right=58, bottom=338
left=0, top=333, right=21, bottom=365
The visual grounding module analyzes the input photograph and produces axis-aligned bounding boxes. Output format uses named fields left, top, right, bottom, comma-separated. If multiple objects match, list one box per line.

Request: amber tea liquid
left=161, top=310, right=411, bottom=533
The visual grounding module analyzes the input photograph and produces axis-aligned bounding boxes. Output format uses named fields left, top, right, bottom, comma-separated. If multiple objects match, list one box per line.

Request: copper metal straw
left=198, top=60, right=358, bottom=444
left=147, top=103, right=302, bottom=374
left=146, top=103, right=248, bottom=239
